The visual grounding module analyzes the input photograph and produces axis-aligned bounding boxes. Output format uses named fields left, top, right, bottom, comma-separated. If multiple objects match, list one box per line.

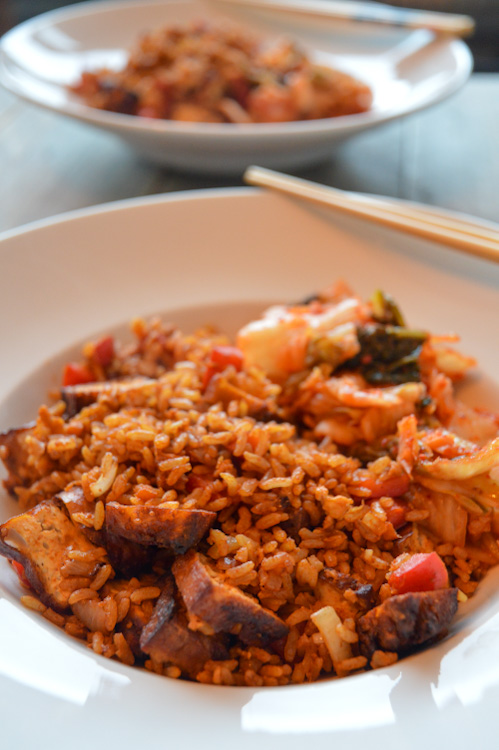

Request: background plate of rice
left=0, top=0, right=472, bottom=173
left=0, top=188, right=498, bottom=749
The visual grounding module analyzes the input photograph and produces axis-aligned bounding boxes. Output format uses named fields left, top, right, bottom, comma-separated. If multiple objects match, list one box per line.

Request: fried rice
left=1, top=282, right=498, bottom=687
left=70, top=20, right=372, bottom=123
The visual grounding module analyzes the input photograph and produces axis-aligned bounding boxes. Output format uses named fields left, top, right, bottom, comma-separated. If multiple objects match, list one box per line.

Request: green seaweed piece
left=370, top=290, right=406, bottom=327
left=344, top=324, right=428, bottom=385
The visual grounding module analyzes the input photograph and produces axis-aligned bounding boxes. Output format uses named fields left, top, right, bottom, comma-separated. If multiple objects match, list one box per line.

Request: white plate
left=0, top=0, right=473, bottom=174
left=1, top=189, right=499, bottom=750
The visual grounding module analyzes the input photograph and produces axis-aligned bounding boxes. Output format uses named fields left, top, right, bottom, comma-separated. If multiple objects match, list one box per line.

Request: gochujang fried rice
left=1, top=282, right=498, bottom=687
left=71, top=20, right=372, bottom=124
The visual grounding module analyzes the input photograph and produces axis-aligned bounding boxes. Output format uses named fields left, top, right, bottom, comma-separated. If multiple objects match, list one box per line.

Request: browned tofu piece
left=58, top=485, right=154, bottom=574
left=172, top=550, right=289, bottom=646
left=106, top=502, right=216, bottom=555
left=0, top=500, right=108, bottom=613
left=358, top=588, right=458, bottom=659
left=105, top=529, right=154, bottom=577
left=57, top=484, right=105, bottom=546
left=61, top=377, right=155, bottom=417
left=316, top=568, right=375, bottom=621
left=57, top=484, right=94, bottom=516
left=140, top=577, right=228, bottom=678
left=0, top=422, right=37, bottom=492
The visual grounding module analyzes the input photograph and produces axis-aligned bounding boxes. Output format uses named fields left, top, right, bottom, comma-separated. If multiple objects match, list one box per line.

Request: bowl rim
left=0, top=0, right=474, bottom=140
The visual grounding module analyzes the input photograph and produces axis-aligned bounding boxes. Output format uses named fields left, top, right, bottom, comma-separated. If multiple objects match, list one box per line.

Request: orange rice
left=71, top=20, right=372, bottom=123
left=1, top=283, right=498, bottom=687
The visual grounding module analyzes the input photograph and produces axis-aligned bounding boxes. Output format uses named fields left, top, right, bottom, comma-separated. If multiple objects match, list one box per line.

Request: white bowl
left=0, top=188, right=499, bottom=749
left=0, top=0, right=473, bottom=174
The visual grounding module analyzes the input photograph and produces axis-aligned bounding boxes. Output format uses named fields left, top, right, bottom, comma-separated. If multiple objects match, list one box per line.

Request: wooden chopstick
left=320, top=188, right=499, bottom=243
left=213, top=0, right=475, bottom=37
left=244, top=166, right=499, bottom=264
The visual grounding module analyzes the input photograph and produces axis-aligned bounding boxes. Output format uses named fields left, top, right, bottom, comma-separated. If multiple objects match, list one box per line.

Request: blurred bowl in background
left=0, top=0, right=473, bottom=173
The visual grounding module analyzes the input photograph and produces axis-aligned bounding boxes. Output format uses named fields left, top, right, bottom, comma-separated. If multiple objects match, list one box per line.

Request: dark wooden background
left=1, top=0, right=498, bottom=71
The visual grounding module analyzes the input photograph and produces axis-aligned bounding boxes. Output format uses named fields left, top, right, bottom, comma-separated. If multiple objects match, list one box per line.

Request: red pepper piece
left=10, top=560, right=31, bottom=589
left=62, top=362, right=93, bottom=387
left=390, top=552, right=449, bottom=594
left=202, top=346, right=244, bottom=389
left=366, top=473, right=410, bottom=499
left=210, top=346, right=244, bottom=370
left=93, top=336, right=115, bottom=367
left=384, top=500, right=407, bottom=530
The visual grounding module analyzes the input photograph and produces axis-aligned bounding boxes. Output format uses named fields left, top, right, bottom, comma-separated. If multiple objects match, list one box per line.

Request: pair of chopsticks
left=213, top=0, right=475, bottom=37
left=244, top=166, right=499, bottom=264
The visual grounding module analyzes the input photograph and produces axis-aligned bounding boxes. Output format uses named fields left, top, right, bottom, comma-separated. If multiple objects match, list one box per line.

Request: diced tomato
left=10, top=560, right=31, bottom=589
left=93, top=336, right=115, bottom=367
left=202, top=346, right=244, bottom=389
left=384, top=500, right=407, bottom=530
left=356, top=471, right=410, bottom=499
left=390, top=552, right=449, bottom=594
left=368, top=473, right=410, bottom=499
left=210, top=346, right=244, bottom=370
left=369, top=499, right=407, bottom=530
left=62, top=362, right=94, bottom=387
